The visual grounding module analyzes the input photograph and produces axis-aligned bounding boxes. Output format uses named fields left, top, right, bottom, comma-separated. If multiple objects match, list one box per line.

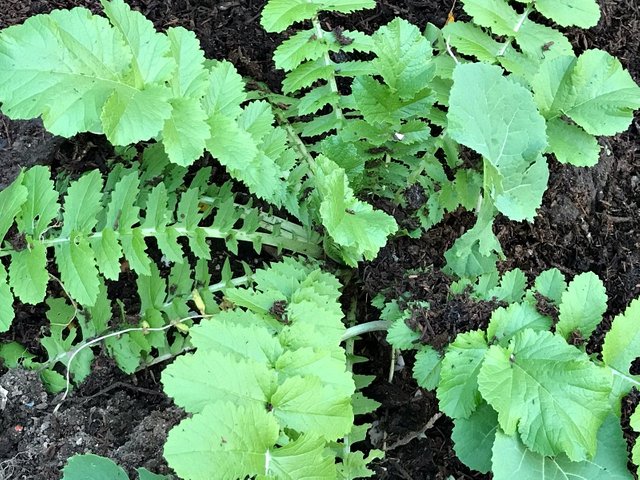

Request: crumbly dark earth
left=0, top=1, right=639, bottom=479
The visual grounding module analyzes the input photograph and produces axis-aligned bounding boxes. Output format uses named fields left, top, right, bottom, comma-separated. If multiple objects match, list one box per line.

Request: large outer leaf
left=478, top=329, right=612, bottom=461
left=534, top=0, right=600, bottom=28
left=447, top=63, right=548, bottom=221
left=491, top=415, right=632, bottom=480
left=61, top=454, right=129, bottom=480
left=452, top=402, right=498, bottom=474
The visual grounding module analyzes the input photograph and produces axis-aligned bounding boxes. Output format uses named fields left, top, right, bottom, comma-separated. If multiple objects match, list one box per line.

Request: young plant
left=162, top=258, right=382, bottom=479
left=62, top=454, right=169, bottom=480
left=388, top=268, right=640, bottom=478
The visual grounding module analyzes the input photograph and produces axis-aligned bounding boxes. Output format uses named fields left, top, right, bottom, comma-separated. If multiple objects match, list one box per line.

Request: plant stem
left=497, top=5, right=534, bottom=57
left=341, top=320, right=391, bottom=342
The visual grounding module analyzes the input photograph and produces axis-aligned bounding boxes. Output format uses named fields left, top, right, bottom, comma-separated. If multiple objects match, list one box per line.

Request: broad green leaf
left=534, top=0, right=600, bottom=28
left=531, top=56, right=577, bottom=117
left=371, top=18, right=435, bottom=100
left=315, top=156, right=397, bottom=266
left=631, top=406, right=640, bottom=466
left=282, top=59, right=334, bottom=94
left=274, top=29, right=330, bottom=71
left=61, top=170, right=104, bottom=236
left=164, top=402, right=279, bottom=480
left=162, top=349, right=276, bottom=413
left=0, top=341, right=35, bottom=367
left=488, top=268, right=527, bottom=303
left=267, top=434, right=337, bottom=479
left=101, top=0, right=175, bottom=85
left=491, top=415, right=632, bottom=480
left=461, top=0, right=519, bottom=37
left=0, top=172, right=28, bottom=242
left=337, top=450, right=382, bottom=479
left=546, top=118, right=600, bottom=167
left=413, top=346, right=442, bottom=390
left=162, top=97, right=210, bottom=166
left=602, top=299, right=640, bottom=397
left=17, top=166, right=59, bottom=237
left=447, top=63, right=548, bottom=221
left=55, top=237, right=100, bottom=306
left=452, top=402, right=498, bottom=474
left=533, top=268, right=566, bottom=304
left=556, top=272, right=607, bottom=341
left=0, top=264, right=14, bottom=332
left=167, top=27, right=208, bottom=98
left=271, top=376, right=354, bottom=439
left=61, top=453, right=129, bottom=480
left=487, top=302, right=552, bottom=346
left=206, top=114, right=259, bottom=176
left=9, top=243, right=48, bottom=304
left=91, top=227, right=122, bottom=280
left=203, top=60, right=246, bottom=118
left=478, top=329, right=612, bottom=460
left=443, top=22, right=502, bottom=62
left=261, top=0, right=374, bottom=33
left=386, top=316, right=421, bottom=350
left=437, top=330, right=488, bottom=418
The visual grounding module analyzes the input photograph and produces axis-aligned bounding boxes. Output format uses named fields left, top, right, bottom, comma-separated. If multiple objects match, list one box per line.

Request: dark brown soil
left=0, top=0, right=639, bottom=479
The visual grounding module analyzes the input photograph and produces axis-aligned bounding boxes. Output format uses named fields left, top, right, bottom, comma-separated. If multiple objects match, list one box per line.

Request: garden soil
left=0, top=0, right=639, bottom=479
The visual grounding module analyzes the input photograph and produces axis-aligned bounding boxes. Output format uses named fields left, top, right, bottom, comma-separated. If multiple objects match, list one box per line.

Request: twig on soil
left=76, top=381, right=164, bottom=404
left=385, top=412, right=443, bottom=451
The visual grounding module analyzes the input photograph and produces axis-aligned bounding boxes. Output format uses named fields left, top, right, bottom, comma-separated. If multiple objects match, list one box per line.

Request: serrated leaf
left=261, top=0, right=374, bottom=33
left=106, top=171, right=140, bottom=232
left=533, top=268, right=566, bottom=304
left=556, top=272, right=607, bottom=341
left=546, top=118, right=600, bottom=167
left=61, top=453, right=129, bottom=480
left=61, top=170, right=104, bottom=236
left=487, top=303, right=552, bottom=346
left=17, top=166, right=59, bottom=237
left=274, top=29, right=330, bottom=71
left=55, top=237, right=100, bottom=306
left=162, top=97, right=209, bottom=166
left=206, top=114, right=259, bottom=174
left=0, top=264, right=15, bottom=332
left=386, top=317, right=421, bottom=350
left=164, top=402, right=280, bottom=480
left=92, top=227, right=122, bottom=280
left=632, top=406, right=640, bottom=466
left=120, top=228, right=151, bottom=275
left=167, top=27, right=208, bottom=98
left=478, top=329, right=612, bottom=460
left=0, top=172, right=27, bottom=242
left=534, top=0, right=600, bottom=28
left=9, top=242, right=48, bottom=304
left=267, top=434, right=337, bottom=479
left=448, top=62, right=548, bottom=221
left=491, top=415, right=632, bottom=480
left=203, top=60, right=246, bottom=118
left=413, top=346, right=442, bottom=390
left=452, top=402, right=497, bottom=474
left=437, top=330, right=488, bottom=418
left=488, top=268, right=527, bottom=303
left=443, top=22, right=502, bottom=62
left=282, top=59, right=334, bottom=94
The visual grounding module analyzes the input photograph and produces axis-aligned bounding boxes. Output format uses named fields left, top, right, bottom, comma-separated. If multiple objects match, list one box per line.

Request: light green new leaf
left=488, top=268, right=527, bottom=303
left=101, top=0, right=175, bottom=85
left=631, top=406, right=640, bottom=466
left=162, top=97, right=210, bottom=166
left=202, top=61, right=246, bottom=118
left=461, top=0, right=519, bottom=37
left=534, top=0, right=600, bottom=28
left=447, top=63, right=548, bottom=221
left=533, top=268, right=566, bottom=304
left=478, top=329, right=612, bottom=460
left=315, top=156, right=397, bottom=265
left=9, top=243, right=48, bottom=304
left=386, top=316, right=421, bottom=350
left=261, top=0, right=375, bottom=32
left=556, top=272, right=607, bottom=341
left=487, top=302, right=551, bottom=346
left=271, top=376, right=354, bottom=439
left=0, top=264, right=14, bottom=332
left=282, top=59, right=335, bottom=94
left=61, top=170, right=104, bottom=236
left=91, top=228, right=122, bottom=280
left=546, top=118, right=600, bottom=167
left=267, top=434, right=337, bottom=479
left=491, top=415, right=632, bottom=480
left=602, top=299, right=640, bottom=398
left=443, top=22, right=502, bottom=62
left=452, top=402, right=498, bottom=474
left=437, top=330, right=488, bottom=419
left=61, top=453, right=129, bottom=480
left=0, top=172, right=27, bottom=242
left=206, top=114, right=259, bottom=176
left=167, top=27, right=208, bottom=98
left=164, top=402, right=279, bottom=480
left=17, top=166, right=59, bottom=238
left=413, top=346, right=442, bottom=391
left=274, top=29, right=330, bottom=71
left=55, top=237, right=100, bottom=307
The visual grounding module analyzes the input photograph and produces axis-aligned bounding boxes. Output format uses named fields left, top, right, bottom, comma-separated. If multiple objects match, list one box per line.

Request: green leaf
left=92, top=227, right=122, bottom=280
left=282, top=59, right=335, bottom=94
left=267, top=434, right=337, bottom=478
left=137, top=468, right=170, bottom=480
left=315, top=156, right=397, bottom=266
left=631, top=406, right=640, bottom=466
left=386, top=316, right=421, bottom=349
left=261, top=0, right=374, bottom=32
left=337, top=450, right=383, bottom=479
left=602, top=299, right=640, bottom=397
left=106, top=171, right=140, bottom=232
left=437, top=330, right=488, bottom=418
left=62, top=454, right=129, bottom=480
left=443, top=22, right=502, bottom=62
left=9, top=242, right=48, bottom=304
left=413, top=346, right=442, bottom=390
left=17, top=166, right=59, bottom=237
left=0, top=172, right=28, bottom=242
left=120, top=229, right=151, bottom=275
left=448, top=63, right=548, bottom=221
left=452, top=402, right=498, bottom=474
left=533, top=268, right=566, bottom=304
left=61, top=170, right=104, bottom=236
left=491, top=415, right=632, bottom=480
left=167, top=27, right=208, bottom=98
left=487, top=302, right=552, bottom=346
left=203, top=60, right=246, bottom=118
left=556, top=272, right=607, bottom=341
left=55, top=237, right=100, bottom=306
left=488, top=268, right=527, bottom=303
left=162, top=97, right=210, bottom=166
left=534, top=0, right=600, bottom=28
left=478, top=329, right=612, bottom=460
left=546, top=118, right=600, bottom=167
left=0, top=264, right=15, bottom=332
left=274, top=29, right=330, bottom=71
left=164, top=402, right=280, bottom=480
left=461, top=0, right=519, bottom=37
